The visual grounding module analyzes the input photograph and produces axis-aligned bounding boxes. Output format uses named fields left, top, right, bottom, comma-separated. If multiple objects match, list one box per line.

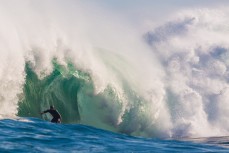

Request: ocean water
left=0, top=118, right=228, bottom=153
left=1, top=1, right=229, bottom=152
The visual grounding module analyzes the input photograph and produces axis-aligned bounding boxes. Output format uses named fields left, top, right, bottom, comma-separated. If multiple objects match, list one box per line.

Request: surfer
left=41, top=105, right=62, bottom=123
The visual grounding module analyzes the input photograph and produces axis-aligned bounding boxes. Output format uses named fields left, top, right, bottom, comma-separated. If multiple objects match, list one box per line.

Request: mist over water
left=145, top=8, right=229, bottom=137
left=0, top=0, right=229, bottom=138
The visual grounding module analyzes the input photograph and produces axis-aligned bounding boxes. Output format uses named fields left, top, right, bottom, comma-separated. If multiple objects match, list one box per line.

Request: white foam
left=146, top=8, right=229, bottom=137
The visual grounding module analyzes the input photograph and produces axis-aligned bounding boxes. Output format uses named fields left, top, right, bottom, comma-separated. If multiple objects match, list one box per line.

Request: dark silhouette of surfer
left=41, top=105, right=62, bottom=123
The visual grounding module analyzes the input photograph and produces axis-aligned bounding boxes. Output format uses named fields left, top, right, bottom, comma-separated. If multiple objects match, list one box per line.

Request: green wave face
left=18, top=61, right=85, bottom=123
left=18, top=60, right=124, bottom=131
left=17, top=59, right=165, bottom=137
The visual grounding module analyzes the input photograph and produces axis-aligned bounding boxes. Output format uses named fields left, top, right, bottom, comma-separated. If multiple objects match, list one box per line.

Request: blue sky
left=80, top=0, right=229, bottom=24
left=98, top=0, right=229, bottom=9
left=101, top=0, right=229, bottom=14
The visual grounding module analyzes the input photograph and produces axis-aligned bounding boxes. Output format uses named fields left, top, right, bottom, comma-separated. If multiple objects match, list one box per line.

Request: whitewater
left=1, top=0, right=229, bottom=152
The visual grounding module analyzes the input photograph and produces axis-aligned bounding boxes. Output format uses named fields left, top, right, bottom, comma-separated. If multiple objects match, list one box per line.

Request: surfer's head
left=50, top=105, right=54, bottom=109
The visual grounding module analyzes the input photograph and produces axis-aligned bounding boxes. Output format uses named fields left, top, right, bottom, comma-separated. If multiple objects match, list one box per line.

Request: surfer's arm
left=40, top=110, right=49, bottom=115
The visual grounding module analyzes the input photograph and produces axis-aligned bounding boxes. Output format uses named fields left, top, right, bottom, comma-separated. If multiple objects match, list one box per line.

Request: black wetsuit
left=43, top=109, right=61, bottom=123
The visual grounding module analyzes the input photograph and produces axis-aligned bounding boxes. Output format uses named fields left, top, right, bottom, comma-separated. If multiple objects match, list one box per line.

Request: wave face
left=18, top=60, right=167, bottom=137
left=1, top=1, right=229, bottom=138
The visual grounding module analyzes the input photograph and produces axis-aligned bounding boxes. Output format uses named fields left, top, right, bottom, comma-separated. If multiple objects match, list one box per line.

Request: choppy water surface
left=0, top=118, right=228, bottom=153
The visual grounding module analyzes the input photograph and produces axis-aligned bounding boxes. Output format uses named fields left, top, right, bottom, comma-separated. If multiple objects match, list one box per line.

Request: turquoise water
left=18, top=61, right=163, bottom=137
left=0, top=118, right=228, bottom=152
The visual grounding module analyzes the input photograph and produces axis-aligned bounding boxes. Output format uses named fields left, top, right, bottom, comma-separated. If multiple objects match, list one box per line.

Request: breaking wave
left=0, top=1, right=229, bottom=138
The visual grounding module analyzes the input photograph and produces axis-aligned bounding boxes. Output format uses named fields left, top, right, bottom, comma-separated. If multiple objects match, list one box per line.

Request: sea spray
left=145, top=8, right=229, bottom=137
